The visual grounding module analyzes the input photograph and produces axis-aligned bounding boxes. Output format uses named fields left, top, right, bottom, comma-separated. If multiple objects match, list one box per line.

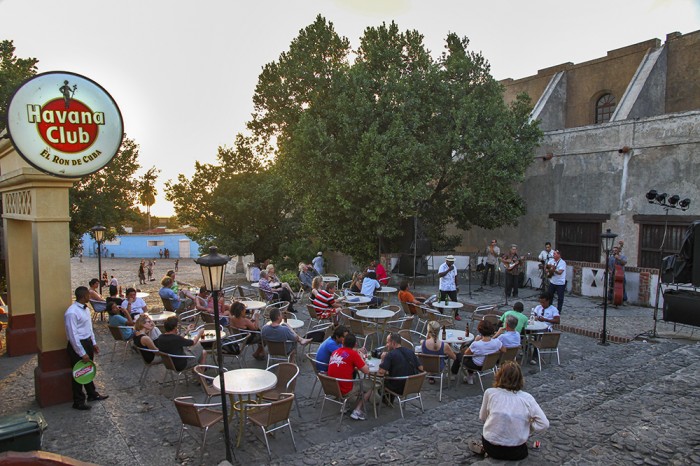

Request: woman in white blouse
left=470, top=361, right=549, bottom=460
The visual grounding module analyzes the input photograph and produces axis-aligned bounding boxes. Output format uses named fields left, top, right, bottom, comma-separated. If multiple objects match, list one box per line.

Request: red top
left=376, top=263, right=389, bottom=285
left=328, top=347, right=366, bottom=394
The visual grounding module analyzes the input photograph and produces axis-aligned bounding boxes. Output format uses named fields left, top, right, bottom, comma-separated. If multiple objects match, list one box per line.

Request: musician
left=607, top=245, right=628, bottom=304
left=537, top=242, right=554, bottom=289
left=501, top=244, right=521, bottom=298
left=547, top=250, right=567, bottom=312
left=482, top=239, right=500, bottom=286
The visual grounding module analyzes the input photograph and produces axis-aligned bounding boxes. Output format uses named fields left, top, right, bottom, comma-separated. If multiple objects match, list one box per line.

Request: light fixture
left=91, top=225, right=107, bottom=295
left=646, top=190, right=657, bottom=203
left=668, top=195, right=680, bottom=206
left=599, top=229, right=617, bottom=346
left=655, top=192, right=668, bottom=203
left=679, top=198, right=691, bottom=210
left=618, top=146, right=631, bottom=154
left=194, top=246, right=233, bottom=462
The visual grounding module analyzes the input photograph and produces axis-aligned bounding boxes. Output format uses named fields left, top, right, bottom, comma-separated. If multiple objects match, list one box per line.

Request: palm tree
left=138, top=167, right=160, bottom=230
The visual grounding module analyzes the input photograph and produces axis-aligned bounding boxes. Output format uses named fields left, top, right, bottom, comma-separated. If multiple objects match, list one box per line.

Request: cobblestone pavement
left=0, top=259, right=698, bottom=465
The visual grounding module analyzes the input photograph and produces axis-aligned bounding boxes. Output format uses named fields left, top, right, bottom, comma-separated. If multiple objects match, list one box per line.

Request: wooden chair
left=261, top=363, right=301, bottom=417
left=173, top=396, right=225, bottom=465
left=107, top=325, right=133, bottom=362
left=380, top=372, right=426, bottom=418
left=244, top=393, right=297, bottom=459
left=417, top=354, right=450, bottom=402
left=193, top=364, right=228, bottom=403
left=531, top=332, right=561, bottom=371
left=159, top=351, right=196, bottom=397
left=462, top=351, right=502, bottom=392
left=89, top=299, right=108, bottom=322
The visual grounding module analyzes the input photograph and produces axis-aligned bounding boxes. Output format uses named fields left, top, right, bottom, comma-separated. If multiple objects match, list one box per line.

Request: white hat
left=317, top=251, right=323, bottom=256
left=446, top=255, right=455, bottom=261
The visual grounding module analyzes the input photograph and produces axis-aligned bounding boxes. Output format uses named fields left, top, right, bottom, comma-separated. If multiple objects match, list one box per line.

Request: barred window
left=595, top=93, right=615, bottom=123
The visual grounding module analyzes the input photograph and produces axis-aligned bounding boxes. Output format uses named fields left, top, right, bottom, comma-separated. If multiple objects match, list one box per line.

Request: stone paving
left=0, top=258, right=698, bottom=465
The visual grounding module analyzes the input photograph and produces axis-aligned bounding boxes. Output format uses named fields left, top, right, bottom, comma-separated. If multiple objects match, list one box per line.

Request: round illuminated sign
left=6, top=71, right=124, bottom=177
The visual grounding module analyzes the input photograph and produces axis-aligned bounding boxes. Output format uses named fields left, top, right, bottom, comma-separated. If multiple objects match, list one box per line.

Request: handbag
left=220, top=336, right=241, bottom=354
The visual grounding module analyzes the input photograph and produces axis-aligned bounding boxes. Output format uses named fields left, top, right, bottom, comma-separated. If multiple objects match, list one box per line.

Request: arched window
left=595, top=93, right=616, bottom=123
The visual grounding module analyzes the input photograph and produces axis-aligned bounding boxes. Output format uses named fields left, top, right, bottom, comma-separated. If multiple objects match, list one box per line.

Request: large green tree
left=0, top=40, right=38, bottom=134
left=138, top=166, right=160, bottom=230
left=69, top=137, right=143, bottom=253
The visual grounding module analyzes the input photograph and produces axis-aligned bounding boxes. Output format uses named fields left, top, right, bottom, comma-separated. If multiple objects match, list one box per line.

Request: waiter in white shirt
left=65, top=286, right=109, bottom=410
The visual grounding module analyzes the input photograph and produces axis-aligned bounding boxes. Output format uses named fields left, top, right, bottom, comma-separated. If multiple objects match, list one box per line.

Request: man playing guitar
left=547, top=249, right=567, bottom=312
left=501, top=244, right=521, bottom=298
left=538, top=242, right=554, bottom=290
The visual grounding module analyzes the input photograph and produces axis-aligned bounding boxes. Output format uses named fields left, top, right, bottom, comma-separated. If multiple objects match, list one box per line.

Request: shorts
left=184, top=344, right=204, bottom=368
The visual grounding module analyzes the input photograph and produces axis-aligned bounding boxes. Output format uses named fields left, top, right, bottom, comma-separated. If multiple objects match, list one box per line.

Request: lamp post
left=600, top=229, right=617, bottom=346
left=91, top=225, right=106, bottom=295
left=194, top=246, right=233, bottom=462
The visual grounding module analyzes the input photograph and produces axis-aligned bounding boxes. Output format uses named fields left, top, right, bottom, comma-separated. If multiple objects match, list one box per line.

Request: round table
left=190, top=329, right=227, bottom=343
left=356, top=309, right=395, bottom=320
left=431, top=301, right=463, bottom=312
left=251, top=282, right=280, bottom=288
left=267, top=319, right=304, bottom=330
left=214, top=368, right=278, bottom=447
left=365, top=357, right=381, bottom=374
left=343, top=296, right=372, bottom=305
left=136, top=292, right=149, bottom=299
left=322, top=275, right=339, bottom=283
left=148, top=310, right=176, bottom=324
left=239, top=300, right=266, bottom=311
left=375, top=286, right=397, bottom=304
left=526, top=321, right=549, bottom=332
left=440, top=329, right=474, bottom=345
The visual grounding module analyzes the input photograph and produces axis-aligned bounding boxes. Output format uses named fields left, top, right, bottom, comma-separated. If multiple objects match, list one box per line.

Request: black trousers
left=505, top=273, right=519, bottom=297
left=548, top=283, right=565, bottom=312
left=482, top=436, right=528, bottom=460
left=67, top=339, right=98, bottom=404
left=438, top=290, right=459, bottom=315
left=482, top=263, right=496, bottom=285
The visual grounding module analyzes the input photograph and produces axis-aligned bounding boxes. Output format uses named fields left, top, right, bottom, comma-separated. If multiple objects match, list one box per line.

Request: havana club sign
left=6, top=71, right=123, bottom=177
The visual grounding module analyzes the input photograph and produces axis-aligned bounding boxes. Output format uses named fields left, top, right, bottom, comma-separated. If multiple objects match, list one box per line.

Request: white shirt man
left=538, top=243, right=553, bottom=263
left=312, top=252, right=324, bottom=275
left=547, top=250, right=567, bottom=312
left=121, top=288, right=148, bottom=318
left=438, top=255, right=461, bottom=320
left=531, top=295, right=561, bottom=331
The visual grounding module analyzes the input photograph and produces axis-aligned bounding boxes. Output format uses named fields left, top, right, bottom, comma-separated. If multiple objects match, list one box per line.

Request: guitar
left=545, top=262, right=557, bottom=278
left=503, top=256, right=520, bottom=271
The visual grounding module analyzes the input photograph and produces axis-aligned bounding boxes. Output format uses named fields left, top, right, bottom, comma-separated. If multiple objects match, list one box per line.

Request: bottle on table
left=441, top=324, right=447, bottom=340
left=466, top=322, right=470, bottom=337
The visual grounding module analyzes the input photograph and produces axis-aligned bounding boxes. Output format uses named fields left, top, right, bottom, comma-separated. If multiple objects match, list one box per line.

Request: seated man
left=529, top=292, right=561, bottom=365
left=316, top=325, right=348, bottom=372
left=374, top=260, right=390, bottom=286
left=88, top=278, right=106, bottom=303
left=121, top=287, right=148, bottom=319
left=298, top=262, right=318, bottom=291
left=261, top=308, right=311, bottom=358
left=361, top=271, right=383, bottom=307
left=494, top=315, right=522, bottom=349
left=328, top=333, right=372, bottom=421
left=155, top=316, right=207, bottom=371
left=499, top=301, right=529, bottom=334
left=397, top=280, right=427, bottom=305
left=159, top=277, right=191, bottom=312
left=378, top=332, right=424, bottom=397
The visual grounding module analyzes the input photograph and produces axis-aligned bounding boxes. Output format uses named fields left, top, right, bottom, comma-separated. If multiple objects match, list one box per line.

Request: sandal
left=468, top=439, right=485, bottom=456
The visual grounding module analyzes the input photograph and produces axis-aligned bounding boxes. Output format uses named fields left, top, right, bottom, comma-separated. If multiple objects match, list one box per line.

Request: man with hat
left=312, top=251, right=325, bottom=275
left=438, top=255, right=461, bottom=320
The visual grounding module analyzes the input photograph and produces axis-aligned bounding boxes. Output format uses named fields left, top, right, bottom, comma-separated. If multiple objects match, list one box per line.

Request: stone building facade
left=457, top=30, right=700, bottom=306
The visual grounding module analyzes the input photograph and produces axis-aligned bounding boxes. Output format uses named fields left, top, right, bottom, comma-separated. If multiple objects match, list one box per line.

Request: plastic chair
left=107, top=325, right=133, bottom=361
left=89, top=300, right=108, bottom=322
left=244, top=393, right=297, bottom=458
left=531, top=332, right=561, bottom=371
left=159, top=351, right=196, bottom=397
left=417, top=353, right=450, bottom=401
left=462, top=351, right=502, bottom=392
left=173, top=396, right=225, bottom=464
left=380, top=372, right=426, bottom=419
left=193, top=364, right=229, bottom=403
left=261, top=363, right=301, bottom=417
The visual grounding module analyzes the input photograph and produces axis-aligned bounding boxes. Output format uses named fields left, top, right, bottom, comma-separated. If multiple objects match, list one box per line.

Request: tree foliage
left=168, top=16, right=541, bottom=264
left=69, top=137, right=143, bottom=252
left=0, top=40, right=38, bottom=134
left=137, top=166, right=160, bottom=229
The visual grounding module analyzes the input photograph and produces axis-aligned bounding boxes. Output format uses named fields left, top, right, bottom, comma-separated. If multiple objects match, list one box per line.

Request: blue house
left=81, top=229, right=202, bottom=259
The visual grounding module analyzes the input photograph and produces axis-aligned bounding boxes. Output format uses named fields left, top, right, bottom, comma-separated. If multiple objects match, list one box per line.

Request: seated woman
left=310, top=275, right=324, bottom=302
left=298, top=262, right=317, bottom=291
left=311, top=281, right=343, bottom=323
left=259, top=270, right=297, bottom=313
left=228, top=301, right=265, bottom=360
left=266, top=264, right=297, bottom=302
left=349, top=272, right=364, bottom=293
left=470, top=361, right=549, bottom=460
left=361, top=271, right=383, bottom=307
left=420, top=321, right=456, bottom=384
left=88, top=278, right=105, bottom=303
left=106, top=301, right=134, bottom=340
left=194, top=287, right=231, bottom=326
left=133, top=314, right=160, bottom=364
left=453, top=320, right=505, bottom=384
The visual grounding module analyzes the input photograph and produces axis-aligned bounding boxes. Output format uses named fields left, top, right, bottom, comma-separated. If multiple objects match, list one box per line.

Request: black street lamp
left=600, top=229, right=617, bottom=346
left=91, top=225, right=106, bottom=295
left=194, top=246, right=233, bottom=462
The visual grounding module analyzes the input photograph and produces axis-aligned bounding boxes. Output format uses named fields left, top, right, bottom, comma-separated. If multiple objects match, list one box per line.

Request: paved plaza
left=0, top=258, right=699, bottom=465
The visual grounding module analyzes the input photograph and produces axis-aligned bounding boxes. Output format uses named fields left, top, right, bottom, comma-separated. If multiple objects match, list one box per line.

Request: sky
left=1, top=0, right=699, bottom=217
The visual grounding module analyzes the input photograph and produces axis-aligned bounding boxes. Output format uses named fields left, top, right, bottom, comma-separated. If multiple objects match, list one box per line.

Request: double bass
left=612, top=240, right=625, bottom=306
